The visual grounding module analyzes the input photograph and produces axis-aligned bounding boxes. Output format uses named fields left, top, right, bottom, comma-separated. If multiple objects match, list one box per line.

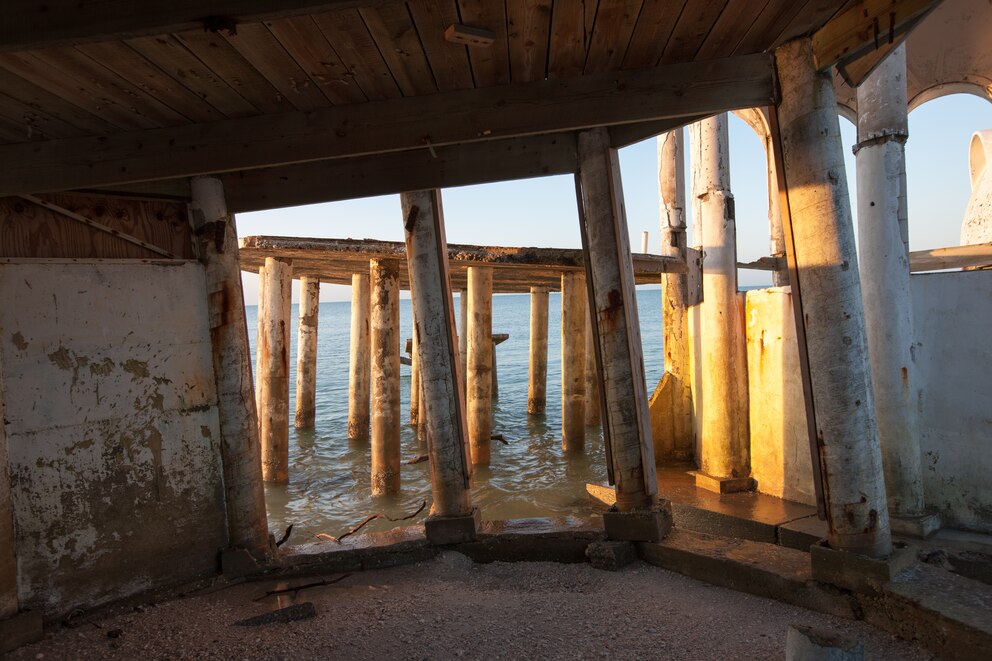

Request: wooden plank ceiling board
left=266, top=16, right=369, bottom=105
left=312, top=9, right=403, bottom=100
left=125, top=35, right=262, bottom=118
left=507, top=0, right=553, bottom=82
left=660, top=0, right=730, bottom=64
left=584, top=0, right=644, bottom=75
left=0, top=66, right=119, bottom=135
left=408, top=0, right=475, bottom=91
left=695, top=0, right=771, bottom=61
left=174, top=30, right=295, bottom=114
left=222, top=22, right=331, bottom=111
left=457, top=0, right=510, bottom=86
left=0, top=92, right=90, bottom=141
left=547, top=0, right=594, bottom=79
left=771, top=0, right=856, bottom=49
left=359, top=4, right=438, bottom=96
left=732, top=0, right=806, bottom=55
left=622, top=0, right=686, bottom=69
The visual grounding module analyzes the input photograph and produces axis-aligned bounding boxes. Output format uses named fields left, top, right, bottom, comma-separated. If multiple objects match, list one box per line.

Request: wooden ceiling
left=0, top=0, right=869, bottom=203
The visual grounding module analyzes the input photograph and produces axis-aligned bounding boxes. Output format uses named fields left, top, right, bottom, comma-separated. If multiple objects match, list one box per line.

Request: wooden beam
left=909, top=242, right=992, bottom=272
left=835, top=31, right=909, bottom=87
left=223, top=134, right=578, bottom=213
left=811, top=0, right=940, bottom=72
left=0, top=1, right=397, bottom=52
left=608, top=115, right=711, bottom=150
left=0, top=54, right=776, bottom=197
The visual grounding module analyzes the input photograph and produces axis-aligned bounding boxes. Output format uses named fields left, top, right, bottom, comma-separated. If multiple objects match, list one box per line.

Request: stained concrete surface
left=7, top=553, right=932, bottom=660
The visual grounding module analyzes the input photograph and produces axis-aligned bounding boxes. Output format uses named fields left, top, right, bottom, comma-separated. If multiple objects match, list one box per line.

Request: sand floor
left=7, top=552, right=933, bottom=660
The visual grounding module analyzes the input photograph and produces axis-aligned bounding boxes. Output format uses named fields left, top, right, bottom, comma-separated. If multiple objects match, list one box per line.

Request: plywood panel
left=360, top=4, right=437, bottom=96
left=0, top=193, right=194, bottom=259
left=584, top=0, right=643, bottom=74
left=457, top=0, right=511, bottom=86
left=507, top=0, right=553, bottom=82
left=622, top=0, right=685, bottom=69
left=313, top=9, right=402, bottom=101
left=408, top=0, right=475, bottom=91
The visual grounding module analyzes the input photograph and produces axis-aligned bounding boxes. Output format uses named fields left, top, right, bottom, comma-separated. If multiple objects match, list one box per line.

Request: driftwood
left=491, top=433, right=508, bottom=444
left=275, top=524, right=294, bottom=547
left=314, top=500, right=428, bottom=544
left=406, top=454, right=429, bottom=464
left=253, top=574, right=351, bottom=602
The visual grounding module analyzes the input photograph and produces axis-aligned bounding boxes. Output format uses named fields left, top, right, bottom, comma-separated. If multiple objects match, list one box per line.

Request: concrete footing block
left=890, top=512, right=942, bottom=539
left=221, top=547, right=262, bottom=578
left=603, top=500, right=673, bottom=542
left=0, top=610, right=44, bottom=654
left=425, top=508, right=480, bottom=545
left=785, top=625, right=864, bottom=660
left=586, top=540, right=638, bottom=571
left=692, top=471, right=755, bottom=494
left=810, top=540, right=916, bottom=594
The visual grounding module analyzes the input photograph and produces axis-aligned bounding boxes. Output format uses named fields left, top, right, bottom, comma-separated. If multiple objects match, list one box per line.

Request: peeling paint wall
left=0, top=260, right=228, bottom=615
left=913, top=271, right=992, bottom=533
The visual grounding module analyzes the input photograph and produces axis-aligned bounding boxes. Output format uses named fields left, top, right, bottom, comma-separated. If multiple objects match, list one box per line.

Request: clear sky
left=237, top=93, right=992, bottom=304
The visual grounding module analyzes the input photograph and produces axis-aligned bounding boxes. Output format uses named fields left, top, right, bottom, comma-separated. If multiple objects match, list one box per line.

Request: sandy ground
left=7, top=553, right=933, bottom=660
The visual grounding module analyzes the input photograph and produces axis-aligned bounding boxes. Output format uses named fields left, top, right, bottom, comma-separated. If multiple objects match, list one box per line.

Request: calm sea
left=247, top=289, right=665, bottom=544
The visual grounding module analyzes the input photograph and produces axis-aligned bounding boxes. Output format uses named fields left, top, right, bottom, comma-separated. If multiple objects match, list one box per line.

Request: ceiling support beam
left=0, top=53, right=776, bottom=197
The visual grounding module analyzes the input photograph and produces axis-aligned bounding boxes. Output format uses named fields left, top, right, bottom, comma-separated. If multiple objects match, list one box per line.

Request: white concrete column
left=370, top=258, right=401, bottom=495
left=584, top=303, right=600, bottom=427
left=527, top=287, right=549, bottom=415
left=401, top=190, right=474, bottom=519
left=294, top=276, right=319, bottom=429
left=855, top=44, right=929, bottom=530
left=658, top=130, right=693, bottom=459
left=466, top=267, right=493, bottom=465
left=561, top=272, right=587, bottom=451
left=577, top=128, right=659, bottom=512
left=190, top=177, right=269, bottom=555
left=689, top=114, right=751, bottom=492
left=258, top=256, right=292, bottom=484
left=348, top=273, right=371, bottom=443
left=774, top=37, right=891, bottom=558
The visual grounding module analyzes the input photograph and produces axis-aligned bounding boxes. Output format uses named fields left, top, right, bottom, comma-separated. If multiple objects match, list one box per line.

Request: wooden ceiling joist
left=0, top=53, right=776, bottom=197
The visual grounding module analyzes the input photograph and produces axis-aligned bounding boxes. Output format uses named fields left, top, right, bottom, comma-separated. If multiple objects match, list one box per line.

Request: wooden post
left=577, top=128, right=661, bottom=517
left=773, top=37, right=891, bottom=558
left=658, top=130, right=693, bottom=460
left=258, top=256, right=292, bottom=483
left=190, top=176, right=269, bottom=555
left=348, top=273, right=371, bottom=443
left=466, top=266, right=493, bottom=465
left=561, top=271, right=587, bottom=451
left=527, top=287, right=549, bottom=415
left=294, top=276, right=319, bottom=429
left=584, top=303, right=600, bottom=427
left=370, top=258, right=401, bottom=495
left=410, top=323, right=421, bottom=426
left=689, top=114, right=751, bottom=493
left=402, top=190, right=476, bottom=538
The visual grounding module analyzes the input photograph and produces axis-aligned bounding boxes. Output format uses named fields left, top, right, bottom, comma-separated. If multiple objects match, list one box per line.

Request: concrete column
left=527, top=287, right=549, bottom=414
left=855, top=45, right=931, bottom=534
left=640, top=230, right=649, bottom=253
left=490, top=341, right=499, bottom=401
left=402, top=190, right=476, bottom=531
left=370, top=258, right=401, bottom=495
left=255, top=264, right=266, bottom=418
left=577, top=128, right=660, bottom=514
left=774, top=38, right=891, bottom=558
left=689, top=114, right=751, bottom=492
left=347, top=273, right=371, bottom=443
left=459, top=288, right=468, bottom=391
left=0, top=371, right=17, bottom=618
left=294, top=276, right=319, bottom=429
left=466, top=267, right=493, bottom=465
left=410, top=324, right=421, bottom=426
left=258, top=256, right=292, bottom=483
left=584, top=303, right=600, bottom=427
left=561, top=272, right=587, bottom=451
left=658, top=130, right=693, bottom=459
left=190, top=177, right=269, bottom=555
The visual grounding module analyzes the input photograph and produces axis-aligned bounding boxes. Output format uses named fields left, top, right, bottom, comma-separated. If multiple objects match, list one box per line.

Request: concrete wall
left=912, top=270, right=992, bottom=533
left=0, top=260, right=228, bottom=614
left=744, top=288, right=816, bottom=506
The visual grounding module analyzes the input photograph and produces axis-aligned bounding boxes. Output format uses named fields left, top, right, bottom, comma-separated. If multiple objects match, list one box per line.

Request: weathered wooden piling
left=258, top=256, right=292, bottom=483
left=370, top=258, right=401, bottom=495
left=774, top=37, right=891, bottom=558
left=584, top=303, right=600, bottom=427
left=690, top=114, right=751, bottom=492
left=466, top=267, right=493, bottom=465
left=348, top=273, right=371, bottom=443
left=577, top=128, right=660, bottom=516
left=402, top=190, right=476, bottom=536
left=294, top=276, right=319, bottom=429
left=527, top=287, right=549, bottom=415
left=561, top=271, right=587, bottom=451
left=855, top=44, right=931, bottom=533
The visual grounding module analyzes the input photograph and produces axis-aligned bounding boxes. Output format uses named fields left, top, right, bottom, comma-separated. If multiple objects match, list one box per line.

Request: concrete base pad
left=586, top=540, right=638, bottom=571
left=603, top=501, right=673, bottom=542
left=890, top=512, right=942, bottom=539
left=692, top=471, right=755, bottom=494
left=425, top=508, right=481, bottom=545
left=0, top=610, right=44, bottom=654
left=810, top=540, right=917, bottom=594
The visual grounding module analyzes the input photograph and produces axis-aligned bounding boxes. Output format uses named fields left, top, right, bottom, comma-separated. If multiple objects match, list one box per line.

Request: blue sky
left=238, top=93, right=992, bottom=303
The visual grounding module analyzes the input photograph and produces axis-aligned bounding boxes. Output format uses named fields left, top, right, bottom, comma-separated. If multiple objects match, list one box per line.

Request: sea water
left=247, top=290, right=664, bottom=543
